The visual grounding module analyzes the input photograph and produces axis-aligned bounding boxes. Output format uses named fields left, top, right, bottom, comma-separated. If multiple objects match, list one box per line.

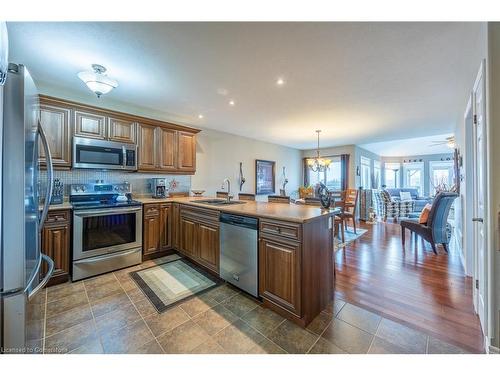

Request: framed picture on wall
left=255, top=159, right=276, bottom=195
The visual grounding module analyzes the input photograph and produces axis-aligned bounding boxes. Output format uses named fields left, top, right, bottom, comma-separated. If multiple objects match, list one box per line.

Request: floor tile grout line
left=42, top=288, right=48, bottom=354
left=306, top=318, right=334, bottom=354
left=113, top=271, right=165, bottom=354
left=81, top=277, right=104, bottom=354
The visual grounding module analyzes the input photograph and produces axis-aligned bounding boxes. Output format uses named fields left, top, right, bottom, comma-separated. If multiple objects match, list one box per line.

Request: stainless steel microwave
left=73, top=136, right=137, bottom=171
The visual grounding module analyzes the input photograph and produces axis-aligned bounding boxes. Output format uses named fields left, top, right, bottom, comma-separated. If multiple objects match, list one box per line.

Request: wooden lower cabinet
left=179, top=216, right=198, bottom=258
left=197, top=222, right=220, bottom=273
left=259, top=236, right=301, bottom=317
left=41, top=210, right=71, bottom=286
left=177, top=205, right=220, bottom=274
left=143, top=203, right=172, bottom=260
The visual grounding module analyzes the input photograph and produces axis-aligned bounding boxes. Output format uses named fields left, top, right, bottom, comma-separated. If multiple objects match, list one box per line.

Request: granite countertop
left=135, top=196, right=337, bottom=223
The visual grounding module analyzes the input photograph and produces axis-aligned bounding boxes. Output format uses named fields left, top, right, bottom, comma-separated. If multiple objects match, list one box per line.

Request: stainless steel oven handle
left=75, top=248, right=140, bottom=264
left=74, top=206, right=142, bottom=217
left=27, top=254, right=54, bottom=301
left=38, top=120, right=54, bottom=229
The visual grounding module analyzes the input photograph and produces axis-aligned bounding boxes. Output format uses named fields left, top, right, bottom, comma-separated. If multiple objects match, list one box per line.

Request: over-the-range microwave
left=72, top=136, right=137, bottom=171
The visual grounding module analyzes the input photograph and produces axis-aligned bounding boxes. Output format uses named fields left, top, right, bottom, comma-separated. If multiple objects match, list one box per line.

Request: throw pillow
left=419, top=203, right=432, bottom=224
left=400, top=191, right=412, bottom=201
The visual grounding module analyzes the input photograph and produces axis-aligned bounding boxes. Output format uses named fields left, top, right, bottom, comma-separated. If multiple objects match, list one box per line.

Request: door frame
left=462, top=95, right=474, bottom=277
left=470, top=59, right=488, bottom=339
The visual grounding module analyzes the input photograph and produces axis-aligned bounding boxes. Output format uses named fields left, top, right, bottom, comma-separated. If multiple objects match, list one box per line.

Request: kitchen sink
left=192, top=199, right=246, bottom=206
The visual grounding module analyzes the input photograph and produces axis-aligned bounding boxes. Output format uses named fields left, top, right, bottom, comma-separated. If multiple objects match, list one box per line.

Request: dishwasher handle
left=220, top=213, right=258, bottom=230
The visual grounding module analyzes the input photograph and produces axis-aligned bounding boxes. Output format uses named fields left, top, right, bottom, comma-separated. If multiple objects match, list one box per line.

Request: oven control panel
left=70, top=182, right=132, bottom=196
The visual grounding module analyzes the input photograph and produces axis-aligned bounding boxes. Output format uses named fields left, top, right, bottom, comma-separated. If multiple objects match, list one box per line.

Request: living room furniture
left=377, top=190, right=400, bottom=221
left=268, top=195, right=290, bottom=203
left=400, top=192, right=458, bottom=254
left=342, top=188, right=359, bottom=233
left=385, top=188, right=432, bottom=212
left=238, top=193, right=255, bottom=201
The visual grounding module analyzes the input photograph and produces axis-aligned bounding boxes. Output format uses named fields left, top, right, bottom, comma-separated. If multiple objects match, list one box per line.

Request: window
left=360, top=156, right=371, bottom=189
left=429, top=161, right=454, bottom=195
left=306, top=156, right=342, bottom=190
left=403, top=162, right=424, bottom=195
left=384, top=162, right=400, bottom=188
left=373, top=160, right=381, bottom=189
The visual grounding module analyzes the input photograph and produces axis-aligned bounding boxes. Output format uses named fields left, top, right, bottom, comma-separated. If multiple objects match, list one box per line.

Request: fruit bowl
left=191, top=189, right=205, bottom=196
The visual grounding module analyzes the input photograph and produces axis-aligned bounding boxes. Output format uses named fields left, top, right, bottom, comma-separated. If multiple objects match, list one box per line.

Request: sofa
left=385, top=188, right=432, bottom=212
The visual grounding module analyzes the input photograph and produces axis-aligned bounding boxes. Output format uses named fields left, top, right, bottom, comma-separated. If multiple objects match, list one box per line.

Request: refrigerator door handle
left=26, top=254, right=54, bottom=300
left=38, top=120, right=54, bottom=229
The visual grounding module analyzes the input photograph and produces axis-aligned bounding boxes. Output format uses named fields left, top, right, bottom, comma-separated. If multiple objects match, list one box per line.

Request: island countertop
left=135, top=196, right=338, bottom=223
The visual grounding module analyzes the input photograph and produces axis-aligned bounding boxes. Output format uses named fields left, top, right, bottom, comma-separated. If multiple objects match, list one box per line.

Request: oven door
left=73, top=206, right=143, bottom=261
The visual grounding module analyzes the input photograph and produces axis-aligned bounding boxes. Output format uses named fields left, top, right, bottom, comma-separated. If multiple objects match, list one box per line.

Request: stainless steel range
left=70, top=182, right=142, bottom=281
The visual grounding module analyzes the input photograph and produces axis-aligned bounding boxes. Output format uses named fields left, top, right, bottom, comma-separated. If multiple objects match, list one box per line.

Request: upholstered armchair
left=375, top=190, right=400, bottom=221
left=400, top=192, right=458, bottom=254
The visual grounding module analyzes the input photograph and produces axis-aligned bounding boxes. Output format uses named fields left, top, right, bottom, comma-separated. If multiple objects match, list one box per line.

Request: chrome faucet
left=222, top=178, right=232, bottom=202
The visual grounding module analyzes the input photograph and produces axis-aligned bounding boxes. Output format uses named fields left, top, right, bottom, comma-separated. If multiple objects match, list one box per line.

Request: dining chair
left=342, top=188, right=359, bottom=234
left=329, top=191, right=346, bottom=244
left=238, top=193, right=255, bottom=201
left=216, top=191, right=228, bottom=198
left=168, top=191, right=189, bottom=197
left=268, top=195, right=290, bottom=203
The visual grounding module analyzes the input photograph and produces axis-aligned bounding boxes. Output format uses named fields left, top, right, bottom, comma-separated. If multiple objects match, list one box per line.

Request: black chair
left=400, top=192, right=458, bottom=254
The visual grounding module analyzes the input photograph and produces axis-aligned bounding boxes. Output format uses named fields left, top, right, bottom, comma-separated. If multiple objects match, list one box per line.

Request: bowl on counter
left=191, top=189, right=206, bottom=196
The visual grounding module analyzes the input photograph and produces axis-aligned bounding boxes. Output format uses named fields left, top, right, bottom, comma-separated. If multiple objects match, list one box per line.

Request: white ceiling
left=7, top=22, right=484, bottom=149
left=360, top=133, right=454, bottom=156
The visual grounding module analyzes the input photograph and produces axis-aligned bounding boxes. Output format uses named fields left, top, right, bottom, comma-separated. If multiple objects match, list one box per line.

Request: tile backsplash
left=39, top=169, right=191, bottom=199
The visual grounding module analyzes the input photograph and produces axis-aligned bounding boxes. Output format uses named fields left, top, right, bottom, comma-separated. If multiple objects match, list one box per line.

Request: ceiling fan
left=430, top=136, right=455, bottom=149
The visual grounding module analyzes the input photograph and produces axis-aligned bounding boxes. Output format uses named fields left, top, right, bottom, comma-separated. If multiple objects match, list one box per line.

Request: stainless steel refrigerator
left=0, top=23, right=55, bottom=354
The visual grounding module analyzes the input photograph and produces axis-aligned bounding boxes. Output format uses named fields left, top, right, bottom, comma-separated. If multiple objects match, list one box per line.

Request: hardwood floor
left=334, top=220, right=484, bottom=353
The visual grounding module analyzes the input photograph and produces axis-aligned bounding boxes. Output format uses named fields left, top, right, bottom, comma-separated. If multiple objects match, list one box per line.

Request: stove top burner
left=69, top=182, right=141, bottom=210
left=71, top=199, right=142, bottom=210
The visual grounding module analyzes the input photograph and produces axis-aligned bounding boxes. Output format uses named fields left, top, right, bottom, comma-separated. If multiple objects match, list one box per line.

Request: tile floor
left=38, top=255, right=474, bottom=354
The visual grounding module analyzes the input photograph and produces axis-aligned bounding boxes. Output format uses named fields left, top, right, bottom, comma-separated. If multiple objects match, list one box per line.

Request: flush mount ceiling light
left=77, top=64, right=118, bottom=98
left=276, top=77, right=285, bottom=86
left=198, top=114, right=204, bottom=119
left=307, top=130, right=332, bottom=172
left=229, top=100, right=235, bottom=106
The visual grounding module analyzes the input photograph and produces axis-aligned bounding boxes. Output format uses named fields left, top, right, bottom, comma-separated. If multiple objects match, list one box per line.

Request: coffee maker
left=151, top=178, right=167, bottom=198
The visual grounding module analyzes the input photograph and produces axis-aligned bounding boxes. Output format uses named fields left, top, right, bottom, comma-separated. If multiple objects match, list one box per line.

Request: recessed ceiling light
left=198, top=114, right=204, bottom=119
left=276, top=77, right=285, bottom=86
left=229, top=100, right=235, bottom=106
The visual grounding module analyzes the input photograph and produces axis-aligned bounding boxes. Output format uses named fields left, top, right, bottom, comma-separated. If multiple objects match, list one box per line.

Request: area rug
left=334, top=227, right=368, bottom=251
left=131, top=258, right=221, bottom=313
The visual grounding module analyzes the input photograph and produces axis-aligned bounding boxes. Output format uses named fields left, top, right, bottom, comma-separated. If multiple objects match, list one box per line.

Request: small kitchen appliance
left=151, top=178, right=167, bottom=198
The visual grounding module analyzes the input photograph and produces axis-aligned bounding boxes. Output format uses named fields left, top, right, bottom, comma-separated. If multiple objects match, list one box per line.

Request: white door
left=472, top=61, right=487, bottom=334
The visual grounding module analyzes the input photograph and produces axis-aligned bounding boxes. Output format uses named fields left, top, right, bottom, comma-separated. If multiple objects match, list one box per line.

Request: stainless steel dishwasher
left=220, top=213, right=258, bottom=297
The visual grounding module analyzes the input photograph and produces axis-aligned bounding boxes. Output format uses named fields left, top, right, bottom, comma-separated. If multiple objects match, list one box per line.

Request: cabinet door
left=157, top=127, right=178, bottom=171
left=108, top=117, right=137, bottom=144
left=74, top=110, right=107, bottom=140
left=197, top=222, right=219, bottom=273
left=177, top=131, right=196, bottom=173
left=171, top=203, right=180, bottom=249
left=143, top=213, right=160, bottom=256
left=180, top=216, right=197, bottom=258
left=259, top=238, right=301, bottom=316
left=41, top=221, right=70, bottom=283
left=159, top=203, right=172, bottom=251
left=39, top=104, right=72, bottom=169
left=138, top=123, right=157, bottom=170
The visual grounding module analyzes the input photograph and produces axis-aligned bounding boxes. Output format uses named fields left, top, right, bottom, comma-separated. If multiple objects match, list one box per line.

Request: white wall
left=192, top=128, right=302, bottom=201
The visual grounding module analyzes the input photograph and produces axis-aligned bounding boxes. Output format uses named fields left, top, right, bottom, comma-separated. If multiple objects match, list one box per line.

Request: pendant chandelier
left=307, top=130, right=331, bottom=172
left=78, top=64, right=118, bottom=98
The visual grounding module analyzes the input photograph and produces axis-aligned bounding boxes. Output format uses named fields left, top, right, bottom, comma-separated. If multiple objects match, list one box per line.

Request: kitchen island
left=137, top=196, right=337, bottom=327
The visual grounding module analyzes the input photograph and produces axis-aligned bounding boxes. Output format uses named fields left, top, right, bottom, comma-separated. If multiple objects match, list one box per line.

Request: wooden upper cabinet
left=39, top=104, right=72, bottom=169
left=74, top=110, right=107, bottom=140
left=177, top=131, right=196, bottom=172
left=137, top=123, right=157, bottom=170
left=157, top=127, right=177, bottom=171
left=108, top=117, right=137, bottom=144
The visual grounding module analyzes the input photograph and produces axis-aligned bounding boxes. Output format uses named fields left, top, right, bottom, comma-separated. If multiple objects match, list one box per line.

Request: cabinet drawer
left=260, top=219, right=301, bottom=241
left=45, top=210, right=70, bottom=224
left=144, top=204, right=160, bottom=217
left=180, top=205, right=219, bottom=223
